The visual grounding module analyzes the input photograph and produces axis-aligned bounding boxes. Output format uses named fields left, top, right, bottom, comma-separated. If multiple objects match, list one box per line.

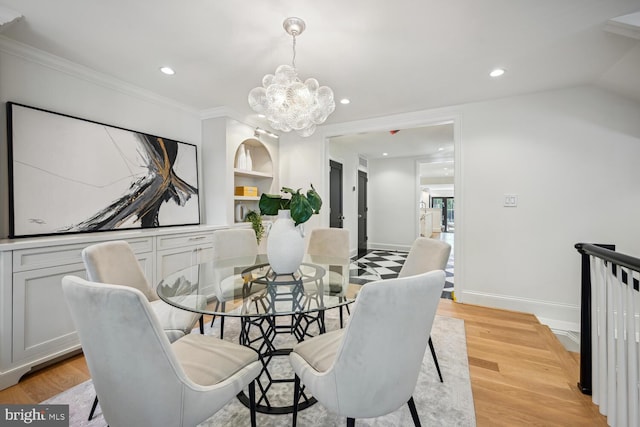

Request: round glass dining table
left=156, top=253, right=367, bottom=414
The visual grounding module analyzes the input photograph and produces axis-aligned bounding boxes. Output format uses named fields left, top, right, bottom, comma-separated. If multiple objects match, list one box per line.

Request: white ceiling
left=0, top=0, right=639, bottom=129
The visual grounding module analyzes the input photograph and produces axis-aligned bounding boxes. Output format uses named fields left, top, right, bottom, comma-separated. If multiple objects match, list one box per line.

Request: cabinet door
left=156, top=246, right=213, bottom=288
left=12, top=263, right=87, bottom=363
left=11, top=252, right=154, bottom=364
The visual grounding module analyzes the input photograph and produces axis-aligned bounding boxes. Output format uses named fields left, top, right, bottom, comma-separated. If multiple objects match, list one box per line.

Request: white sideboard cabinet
left=0, top=225, right=223, bottom=390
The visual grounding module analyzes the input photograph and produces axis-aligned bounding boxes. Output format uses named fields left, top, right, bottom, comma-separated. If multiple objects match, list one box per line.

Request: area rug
left=43, top=314, right=476, bottom=426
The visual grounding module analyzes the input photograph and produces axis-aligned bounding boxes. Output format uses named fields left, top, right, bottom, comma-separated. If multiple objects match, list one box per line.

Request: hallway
left=350, top=231, right=455, bottom=299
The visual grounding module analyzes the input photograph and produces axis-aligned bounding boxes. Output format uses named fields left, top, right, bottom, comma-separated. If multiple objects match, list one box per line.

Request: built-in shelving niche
left=233, top=138, right=273, bottom=223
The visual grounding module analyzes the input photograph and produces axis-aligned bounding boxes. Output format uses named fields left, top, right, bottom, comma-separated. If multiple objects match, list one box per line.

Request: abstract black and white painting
left=7, top=102, right=200, bottom=238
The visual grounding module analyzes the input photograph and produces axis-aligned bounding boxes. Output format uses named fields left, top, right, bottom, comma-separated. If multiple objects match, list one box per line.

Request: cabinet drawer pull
left=188, top=236, right=207, bottom=241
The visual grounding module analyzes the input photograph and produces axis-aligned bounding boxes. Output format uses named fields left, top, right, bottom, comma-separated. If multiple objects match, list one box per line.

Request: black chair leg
left=210, top=301, right=226, bottom=339
left=88, top=395, right=99, bottom=420
left=339, top=305, right=344, bottom=328
left=407, top=396, right=422, bottom=427
left=428, top=335, right=443, bottom=382
left=249, top=380, right=257, bottom=427
left=347, top=417, right=356, bottom=427
left=198, top=315, right=204, bottom=334
left=292, top=375, right=301, bottom=427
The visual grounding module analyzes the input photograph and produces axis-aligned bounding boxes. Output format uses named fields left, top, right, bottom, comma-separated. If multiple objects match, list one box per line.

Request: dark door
left=329, top=160, right=343, bottom=228
left=357, top=170, right=368, bottom=256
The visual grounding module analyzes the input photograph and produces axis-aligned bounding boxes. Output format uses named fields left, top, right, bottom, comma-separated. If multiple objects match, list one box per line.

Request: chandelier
left=248, top=17, right=335, bottom=137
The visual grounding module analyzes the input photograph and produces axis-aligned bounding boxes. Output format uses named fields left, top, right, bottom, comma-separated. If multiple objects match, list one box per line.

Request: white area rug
left=43, top=314, right=475, bottom=426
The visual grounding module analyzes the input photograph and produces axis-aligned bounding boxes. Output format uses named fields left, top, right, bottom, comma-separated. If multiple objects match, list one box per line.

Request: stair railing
left=575, top=243, right=640, bottom=427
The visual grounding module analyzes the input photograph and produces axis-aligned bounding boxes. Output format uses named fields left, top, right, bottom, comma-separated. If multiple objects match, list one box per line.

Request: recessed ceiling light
left=340, top=98, right=351, bottom=105
left=438, top=147, right=444, bottom=151
left=382, top=152, right=388, bottom=156
left=489, top=68, right=505, bottom=77
left=160, top=66, right=175, bottom=75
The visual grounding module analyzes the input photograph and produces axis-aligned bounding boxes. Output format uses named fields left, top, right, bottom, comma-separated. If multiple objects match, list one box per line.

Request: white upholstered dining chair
left=398, top=236, right=452, bottom=383
left=289, top=270, right=445, bottom=426
left=82, top=240, right=206, bottom=340
left=82, top=240, right=207, bottom=419
left=62, top=275, right=261, bottom=427
left=209, top=228, right=259, bottom=337
left=307, top=228, right=351, bottom=327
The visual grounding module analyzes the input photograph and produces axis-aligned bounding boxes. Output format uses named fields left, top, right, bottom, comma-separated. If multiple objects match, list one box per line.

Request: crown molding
left=0, top=5, right=22, bottom=29
left=200, top=106, right=235, bottom=120
left=605, top=12, right=640, bottom=40
left=0, top=35, right=200, bottom=116
left=200, top=106, right=276, bottom=134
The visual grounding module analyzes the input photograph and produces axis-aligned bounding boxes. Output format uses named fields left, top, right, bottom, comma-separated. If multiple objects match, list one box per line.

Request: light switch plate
left=504, top=194, right=518, bottom=207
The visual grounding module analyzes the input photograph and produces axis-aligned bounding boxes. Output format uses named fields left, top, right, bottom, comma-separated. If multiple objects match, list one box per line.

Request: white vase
left=235, top=204, right=246, bottom=222
left=236, top=144, right=247, bottom=169
left=245, top=148, right=253, bottom=171
left=267, top=210, right=305, bottom=274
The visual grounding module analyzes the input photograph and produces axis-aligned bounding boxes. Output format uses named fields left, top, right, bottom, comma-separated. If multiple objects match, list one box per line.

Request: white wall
left=0, top=40, right=202, bottom=238
left=368, top=156, right=418, bottom=251
left=281, top=85, right=640, bottom=332
left=277, top=132, right=326, bottom=243
left=458, top=86, right=640, bottom=330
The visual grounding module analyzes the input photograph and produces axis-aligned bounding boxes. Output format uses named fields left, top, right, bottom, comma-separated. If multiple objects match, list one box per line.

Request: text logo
left=0, top=405, right=68, bottom=426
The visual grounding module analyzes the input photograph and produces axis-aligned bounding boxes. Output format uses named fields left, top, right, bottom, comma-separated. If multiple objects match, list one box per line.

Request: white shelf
left=234, top=196, right=260, bottom=201
left=234, top=169, right=272, bottom=178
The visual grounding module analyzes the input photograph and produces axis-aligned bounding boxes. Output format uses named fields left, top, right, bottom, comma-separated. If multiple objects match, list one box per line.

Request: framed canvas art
left=7, top=102, right=200, bottom=238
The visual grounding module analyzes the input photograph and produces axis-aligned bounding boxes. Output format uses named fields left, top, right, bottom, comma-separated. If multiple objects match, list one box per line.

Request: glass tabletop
left=156, top=254, right=372, bottom=318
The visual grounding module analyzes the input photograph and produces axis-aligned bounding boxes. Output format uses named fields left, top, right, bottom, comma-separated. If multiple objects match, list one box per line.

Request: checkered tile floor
left=350, top=249, right=455, bottom=300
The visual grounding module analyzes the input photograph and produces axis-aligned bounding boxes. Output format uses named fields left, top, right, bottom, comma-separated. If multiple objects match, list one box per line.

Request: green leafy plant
left=259, top=184, right=322, bottom=226
left=245, top=210, right=265, bottom=244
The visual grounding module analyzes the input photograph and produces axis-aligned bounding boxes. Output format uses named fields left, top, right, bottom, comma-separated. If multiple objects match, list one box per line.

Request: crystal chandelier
left=248, top=17, right=335, bottom=137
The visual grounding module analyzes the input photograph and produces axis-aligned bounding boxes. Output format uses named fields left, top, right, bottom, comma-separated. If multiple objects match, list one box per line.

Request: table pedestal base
left=237, top=312, right=325, bottom=414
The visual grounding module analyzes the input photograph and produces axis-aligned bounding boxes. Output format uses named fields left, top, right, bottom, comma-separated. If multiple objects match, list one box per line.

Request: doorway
left=431, top=197, right=455, bottom=232
left=357, top=170, right=368, bottom=257
left=329, top=160, right=343, bottom=228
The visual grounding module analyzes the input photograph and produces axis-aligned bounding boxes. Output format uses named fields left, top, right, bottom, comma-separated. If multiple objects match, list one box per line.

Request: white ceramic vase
left=245, top=148, right=253, bottom=171
left=236, top=144, right=247, bottom=169
left=267, top=210, right=305, bottom=274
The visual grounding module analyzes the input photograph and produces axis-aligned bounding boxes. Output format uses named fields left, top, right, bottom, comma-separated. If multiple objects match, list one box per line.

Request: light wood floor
left=0, top=299, right=607, bottom=426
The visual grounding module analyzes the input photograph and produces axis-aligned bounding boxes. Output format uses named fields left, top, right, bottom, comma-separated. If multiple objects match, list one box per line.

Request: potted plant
left=258, top=185, right=322, bottom=226
left=244, top=210, right=265, bottom=244
left=258, top=185, right=322, bottom=274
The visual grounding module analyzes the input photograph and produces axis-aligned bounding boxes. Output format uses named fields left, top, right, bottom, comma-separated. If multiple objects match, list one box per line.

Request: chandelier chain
left=291, top=34, right=297, bottom=70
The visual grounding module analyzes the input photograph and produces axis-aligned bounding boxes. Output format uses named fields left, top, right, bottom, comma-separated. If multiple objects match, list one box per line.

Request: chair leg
left=198, top=315, right=204, bottom=334
left=249, top=380, right=257, bottom=427
left=428, top=335, right=443, bottom=382
left=220, top=302, right=226, bottom=339
left=339, top=305, right=344, bottom=328
left=210, top=301, right=226, bottom=338
left=88, top=395, right=99, bottom=420
left=292, top=375, right=301, bottom=427
left=210, top=301, right=220, bottom=327
left=347, top=417, right=356, bottom=427
left=407, top=396, right=422, bottom=427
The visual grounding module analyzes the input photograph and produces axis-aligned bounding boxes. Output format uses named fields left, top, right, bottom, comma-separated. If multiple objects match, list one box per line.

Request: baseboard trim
left=551, top=328, right=581, bottom=352
left=368, top=243, right=412, bottom=252
left=460, top=290, right=580, bottom=332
